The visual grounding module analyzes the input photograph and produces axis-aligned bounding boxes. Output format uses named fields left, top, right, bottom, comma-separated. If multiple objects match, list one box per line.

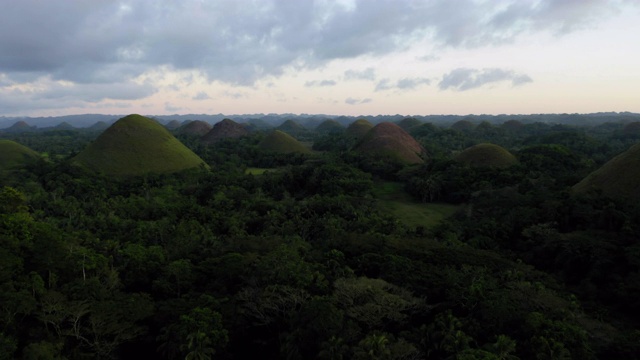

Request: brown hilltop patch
left=454, top=143, right=518, bottom=168
left=346, top=119, right=374, bottom=139
left=177, top=120, right=212, bottom=136
left=201, top=119, right=249, bottom=144
left=573, top=143, right=640, bottom=201
left=356, top=122, right=426, bottom=164
left=6, top=121, right=34, bottom=133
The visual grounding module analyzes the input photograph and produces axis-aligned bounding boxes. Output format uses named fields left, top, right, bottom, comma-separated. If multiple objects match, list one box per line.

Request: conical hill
left=6, top=121, right=34, bottom=133
left=454, top=143, right=518, bottom=168
left=177, top=120, right=212, bottom=136
left=396, top=117, right=422, bottom=131
left=573, top=143, right=640, bottom=201
left=0, top=140, right=40, bottom=171
left=201, top=119, right=249, bottom=144
left=73, top=114, right=207, bottom=176
left=356, top=122, right=426, bottom=164
left=316, top=119, right=344, bottom=134
left=346, top=119, right=374, bottom=139
left=258, top=130, right=311, bottom=154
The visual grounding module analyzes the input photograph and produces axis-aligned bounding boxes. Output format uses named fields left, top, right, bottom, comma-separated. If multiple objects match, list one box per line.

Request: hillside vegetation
left=73, top=114, right=207, bottom=176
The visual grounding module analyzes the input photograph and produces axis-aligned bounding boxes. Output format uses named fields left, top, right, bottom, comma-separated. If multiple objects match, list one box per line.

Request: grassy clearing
left=373, top=181, right=460, bottom=229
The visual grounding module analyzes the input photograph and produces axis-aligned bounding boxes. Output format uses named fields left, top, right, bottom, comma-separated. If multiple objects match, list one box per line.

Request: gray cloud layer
left=439, top=68, right=533, bottom=91
left=0, top=0, right=629, bottom=114
left=0, top=0, right=624, bottom=85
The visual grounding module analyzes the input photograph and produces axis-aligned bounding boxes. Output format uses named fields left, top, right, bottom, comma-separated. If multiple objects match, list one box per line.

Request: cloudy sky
left=1, top=0, right=639, bottom=117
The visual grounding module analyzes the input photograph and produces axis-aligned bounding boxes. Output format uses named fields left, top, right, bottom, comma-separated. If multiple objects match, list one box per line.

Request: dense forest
left=2, top=115, right=640, bottom=359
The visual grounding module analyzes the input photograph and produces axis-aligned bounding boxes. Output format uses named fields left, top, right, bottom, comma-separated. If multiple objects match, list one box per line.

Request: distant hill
left=176, top=120, right=212, bottom=136
left=450, top=119, right=476, bottom=132
left=201, top=119, right=249, bottom=144
left=4, top=121, right=35, bottom=133
left=346, top=119, right=374, bottom=139
left=88, top=121, right=110, bottom=132
left=316, top=119, right=345, bottom=134
left=501, top=120, right=524, bottom=132
left=277, top=120, right=307, bottom=137
left=73, top=114, right=207, bottom=176
left=356, top=122, right=426, bottom=164
left=396, top=117, right=422, bottom=131
left=573, top=143, right=640, bottom=201
left=53, top=122, right=75, bottom=130
left=454, top=143, right=518, bottom=168
left=0, top=140, right=40, bottom=171
left=258, top=130, right=311, bottom=154
left=164, top=120, right=182, bottom=130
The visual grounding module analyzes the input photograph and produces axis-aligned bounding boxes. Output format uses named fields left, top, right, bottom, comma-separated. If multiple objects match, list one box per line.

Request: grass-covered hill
left=450, top=119, right=476, bottom=132
left=356, top=122, right=426, bottom=164
left=201, top=119, right=249, bottom=144
left=396, top=117, right=422, bottom=131
left=164, top=120, right=182, bottom=130
left=346, top=119, right=374, bottom=139
left=176, top=120, right=212, bottom=137
left=258, top=130, right=311, bottom=154
left=72, top=114, right=207, bottom=176
left=5, top=121, right=35, bottom=133
left=316, top=119, right=345, bottom=134
left=573, top=143, right=640, bottom=201
left=454, top=143, right=518, bottom=168
left=88, top=121, right=110, bottom=132
left=0, top=140, right=40, bottom=171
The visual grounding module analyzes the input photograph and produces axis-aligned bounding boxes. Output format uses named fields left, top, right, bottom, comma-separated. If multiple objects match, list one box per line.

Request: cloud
left=344, top=68, right=376, bottom=81
left=345, top=97, right=372, bottom=105
left=438, top=68, right=533, bottom=91
left=193, top=91, right=211, bottom=100
left=0, top=0, right=627, bottom=87
left=304, top=80, right=337, bottom=87
left=376, top=77, right=431, bottom=91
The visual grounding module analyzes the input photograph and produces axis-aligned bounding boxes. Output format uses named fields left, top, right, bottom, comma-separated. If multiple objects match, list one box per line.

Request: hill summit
left=346, top=119, right=374, bottom=139
left=454, top=143, right=518, bottom=168
left=177, top=120, right=212, bottom=136
left=73, top=114, right=207, bottom=176
left=258, top=130, right=311, bottom=154
left=573, top=143, right=640, bottom=201
left=201, top=119, right=249, bottom=144
left=356, top=122, right=426, bottom=164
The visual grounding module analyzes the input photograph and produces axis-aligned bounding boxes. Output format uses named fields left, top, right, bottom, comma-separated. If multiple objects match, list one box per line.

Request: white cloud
left=345, top=97, right=372, bottom=105
left=439, top=68, right=532, bottom=91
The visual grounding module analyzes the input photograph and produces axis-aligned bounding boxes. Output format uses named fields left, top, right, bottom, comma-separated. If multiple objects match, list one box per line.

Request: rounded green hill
left=454, top=143, right=518, bottom=168
left=356, top=122, right=426, bottom=164
left=316, top=119, right=344, bottom=134
left=258, top=130, right=311, bottom=154
left=0, top=140, right=40, bottom=171
left=396, top=117, right=422, bottom=131
left=346, top=119, right=374, bottom=139
left=73, top=114, right=208, bottom=176
left=573, top=143, right=640, bottom=201
left=451, top=119, right=476, bottom=132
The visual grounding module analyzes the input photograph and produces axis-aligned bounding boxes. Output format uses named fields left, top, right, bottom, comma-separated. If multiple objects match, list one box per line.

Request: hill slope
left=177, top=120, right=212, bottom=136
left=0, top=140, right=40, bottom=171
left=573, top=143, right=640, bottom=201
left=346, top=119, right=374, bottom=139
left=258, top=130, right=311, bottom=154
left=455, top=143, right=518, bottom=168
left=73, top=114, right=207, bottom=176
left=356, top=122, right=426, bottom=164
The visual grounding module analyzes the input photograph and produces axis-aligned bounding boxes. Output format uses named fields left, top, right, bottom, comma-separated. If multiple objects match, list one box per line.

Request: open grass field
left=373, top=181, right=460, bottom=228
